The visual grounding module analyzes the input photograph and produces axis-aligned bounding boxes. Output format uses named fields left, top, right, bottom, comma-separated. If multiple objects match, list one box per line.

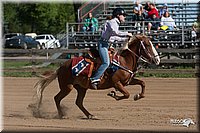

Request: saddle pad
left=71, top=54, right=121, bottom=77
left=72, top=56, right=91, bottom=76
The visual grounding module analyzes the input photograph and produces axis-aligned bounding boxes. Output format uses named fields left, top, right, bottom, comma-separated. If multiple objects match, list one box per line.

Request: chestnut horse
left=34, top=35, right=160, bottom=119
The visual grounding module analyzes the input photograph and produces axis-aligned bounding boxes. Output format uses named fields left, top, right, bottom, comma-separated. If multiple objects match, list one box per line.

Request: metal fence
left=78, top=0, right=110, bottom=22
left=3, top=48, right=199, bottom=76
left=63, top=20, right=198, bottom=49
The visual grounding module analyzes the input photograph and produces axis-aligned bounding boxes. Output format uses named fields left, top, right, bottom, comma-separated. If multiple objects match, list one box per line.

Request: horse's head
left=125, top=35, right=160, bottom=65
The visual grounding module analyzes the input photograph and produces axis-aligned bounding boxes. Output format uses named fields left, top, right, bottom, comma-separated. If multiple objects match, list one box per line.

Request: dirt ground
left=3, top=77, right=199, bottom=132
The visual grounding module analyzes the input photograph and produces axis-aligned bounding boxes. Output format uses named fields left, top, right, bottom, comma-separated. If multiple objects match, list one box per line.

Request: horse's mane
left=117, top=34, right=145, bottom=56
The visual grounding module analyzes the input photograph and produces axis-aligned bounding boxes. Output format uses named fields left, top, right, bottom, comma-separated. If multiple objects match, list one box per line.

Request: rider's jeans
left=90, top=40, right=110, bottom=83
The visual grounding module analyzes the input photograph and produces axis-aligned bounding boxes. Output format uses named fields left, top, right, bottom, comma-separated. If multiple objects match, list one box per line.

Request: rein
left=127, top=35, right=154, bottom=65
left=115, top=36, right=155, bottom=85
left=126, top=41, right=152, bottom=65
left=124, top=40, right=151, bottom=85
left=112, top=60, right=142, bottom=85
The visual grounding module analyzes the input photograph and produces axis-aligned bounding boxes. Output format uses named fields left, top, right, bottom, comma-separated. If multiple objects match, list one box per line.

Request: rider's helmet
left=112, top=7, right=128, bottom=18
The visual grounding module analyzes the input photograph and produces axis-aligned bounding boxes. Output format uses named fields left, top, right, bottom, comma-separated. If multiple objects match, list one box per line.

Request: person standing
left=90, top=8, right=132, bottom=89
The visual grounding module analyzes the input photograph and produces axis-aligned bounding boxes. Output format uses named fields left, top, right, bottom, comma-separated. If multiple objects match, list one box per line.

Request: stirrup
left=91, top=82, right=98, bottom=90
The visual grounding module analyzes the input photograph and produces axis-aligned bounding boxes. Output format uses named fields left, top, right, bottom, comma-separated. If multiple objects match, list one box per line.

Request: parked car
left=3, top=33, right=23, bottom=48
left=35, top=34, right=60, bottom=49
left=4, top=35, right=40, bottom=49
left=25, top=33, right=37, bottom=38
left=4, top=33, right=23, bottom=40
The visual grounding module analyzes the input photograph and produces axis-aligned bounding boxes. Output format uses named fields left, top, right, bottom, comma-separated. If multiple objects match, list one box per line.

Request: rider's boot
left=91, top=82, right=98, bottom=90
left=90, top=79, right=100, bottom=90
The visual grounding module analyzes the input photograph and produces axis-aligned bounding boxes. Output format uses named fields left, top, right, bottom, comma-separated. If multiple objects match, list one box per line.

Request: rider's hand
left=127, top=33, right=132, bottom=37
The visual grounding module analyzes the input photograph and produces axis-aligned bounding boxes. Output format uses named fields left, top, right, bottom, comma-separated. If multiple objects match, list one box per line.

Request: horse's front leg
left=109, top=81, right=130, bottom=101
left=129, top=78, right=145, bottom=100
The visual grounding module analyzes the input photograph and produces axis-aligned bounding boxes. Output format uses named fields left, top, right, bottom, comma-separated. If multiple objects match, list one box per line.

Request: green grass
left=3, top=61, right=59, bottom=77
left=4, top=61, right=32, bottom=69
left=3, top=71, right=34, bottom=77
left=136, top=73, right=195, bottom=78
left=3, top=61, right=197, bottom=78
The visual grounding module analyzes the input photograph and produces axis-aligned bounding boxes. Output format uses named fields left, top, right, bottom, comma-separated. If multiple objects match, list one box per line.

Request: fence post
left=142, top=21, right=145, bottom=35
left=66, top=22, right=69, bottom=49
left=103, top=0, right=106, bottom=13
left=181, top=20, right=184, bottom=46
left=195, top=46, right=199, bottom=76
left=31, top=49, right=36, bottom=75
left=78, top=9, right=80, bottom=23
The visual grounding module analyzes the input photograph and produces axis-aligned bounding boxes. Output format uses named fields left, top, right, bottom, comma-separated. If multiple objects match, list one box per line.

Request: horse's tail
left=34, top=69, right=58, bottom=108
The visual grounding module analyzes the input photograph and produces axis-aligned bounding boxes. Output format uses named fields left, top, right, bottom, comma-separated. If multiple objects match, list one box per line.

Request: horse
left=34, top=34, right=160, bottom=119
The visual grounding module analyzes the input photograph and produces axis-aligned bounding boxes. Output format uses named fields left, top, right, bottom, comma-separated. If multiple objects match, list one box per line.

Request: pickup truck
left=35, top=34, right=61, bottom=49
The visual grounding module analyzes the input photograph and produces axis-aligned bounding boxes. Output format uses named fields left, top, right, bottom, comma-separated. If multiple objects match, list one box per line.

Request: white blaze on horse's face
left=149, top=41, right=160, bottom=65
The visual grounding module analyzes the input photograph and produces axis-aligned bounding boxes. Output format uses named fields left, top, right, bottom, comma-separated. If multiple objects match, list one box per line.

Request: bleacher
left=67, top=1, right=199, bottom=50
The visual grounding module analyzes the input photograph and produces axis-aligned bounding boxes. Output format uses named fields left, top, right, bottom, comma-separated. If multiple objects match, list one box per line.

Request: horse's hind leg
left=54, top=84, right=73, bottom=118
left=129, top=78, right=145, bottom=100
left=55, top=60, right=73, bottom=118
left=74, top=85, right=94, bottom=119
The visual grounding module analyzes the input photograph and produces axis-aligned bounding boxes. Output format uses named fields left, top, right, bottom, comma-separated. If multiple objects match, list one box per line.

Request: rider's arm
left=109, top=20, right=129, bottom=37
left=109, top=36, right=128, bottom=42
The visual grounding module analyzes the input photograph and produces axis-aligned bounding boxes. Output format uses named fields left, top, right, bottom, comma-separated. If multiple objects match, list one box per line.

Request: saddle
left=71, top=47, right=118, bottom=78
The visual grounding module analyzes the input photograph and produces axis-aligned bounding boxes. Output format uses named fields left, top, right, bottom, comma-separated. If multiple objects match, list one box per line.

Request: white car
left=35, top=34, right=60, bottom=49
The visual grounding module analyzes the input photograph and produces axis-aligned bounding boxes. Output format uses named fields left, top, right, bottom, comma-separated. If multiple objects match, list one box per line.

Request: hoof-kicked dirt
left=3, top=77, right=198, bottom=132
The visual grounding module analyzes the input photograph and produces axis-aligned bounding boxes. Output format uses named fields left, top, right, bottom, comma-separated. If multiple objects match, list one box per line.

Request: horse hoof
left=107, top=91, right=116, bottom=97
left=134, top=94, right=145, bottom=101
left=134, top=94, right=140, bottom=101
left=87, top=115, right=98, bottom=120
left=54, top=114, right=65, bottom=119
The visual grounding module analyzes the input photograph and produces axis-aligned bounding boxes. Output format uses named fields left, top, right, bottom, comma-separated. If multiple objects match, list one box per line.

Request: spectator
left=133, top=0, right=144, bottom=21
left=143, top=1, right=151, bottom=18
left=82, top=12, right=98, bottom=33
left=147, top=14, right=160, bottom=33
left=160, top=11, right=176, bottom=31
left=136, top=10, right=144, bottom=22
left=159, top=3, right=169, bottom=17
left=132, top=0, right=144, bottom=31
left=143, top=1, right=151, bottom=12
left=147, top=3, right=159, bottom=19
left=191, top=15, right=200, bottom=41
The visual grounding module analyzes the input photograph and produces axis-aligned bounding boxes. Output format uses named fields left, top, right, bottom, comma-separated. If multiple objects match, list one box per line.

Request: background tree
left=3, top=2, right=76, bottom=35
left=3, top=3, right=20, bottom=33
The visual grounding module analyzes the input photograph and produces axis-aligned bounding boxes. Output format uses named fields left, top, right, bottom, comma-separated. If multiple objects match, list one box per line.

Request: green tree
left=3, top=3, right=20, bottom=33
left=3, top=2, right=76, bottom=35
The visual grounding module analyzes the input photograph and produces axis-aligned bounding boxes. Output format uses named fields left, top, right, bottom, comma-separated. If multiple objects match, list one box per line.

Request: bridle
left=127, top=39, right=154, bottom=64
left=113, top=36, right=159, bottom=85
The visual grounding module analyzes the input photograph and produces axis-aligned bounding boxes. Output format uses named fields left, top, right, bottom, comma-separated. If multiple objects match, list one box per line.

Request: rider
left=90, top=8, right=133, bottom=89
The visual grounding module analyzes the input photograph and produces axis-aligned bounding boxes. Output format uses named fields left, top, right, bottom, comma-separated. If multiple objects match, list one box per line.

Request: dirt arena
left=3, top=77, right=199, bottom=132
